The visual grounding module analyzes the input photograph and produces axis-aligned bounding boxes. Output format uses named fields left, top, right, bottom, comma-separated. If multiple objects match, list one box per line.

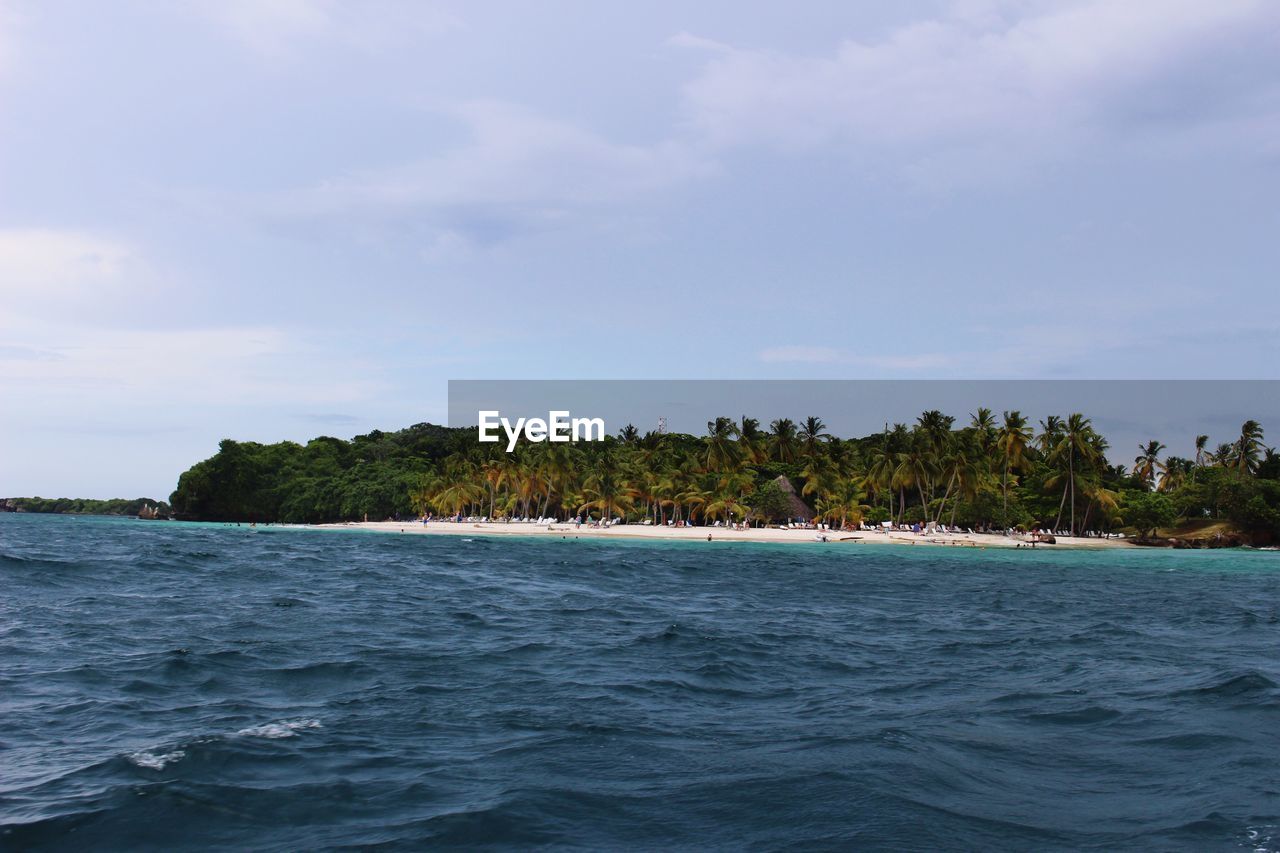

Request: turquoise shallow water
left=2, top=513, right=1278, bottom=851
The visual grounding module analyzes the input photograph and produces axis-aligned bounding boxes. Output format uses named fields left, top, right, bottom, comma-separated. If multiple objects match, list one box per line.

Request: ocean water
left=2, top=514, right=1278, bottom=851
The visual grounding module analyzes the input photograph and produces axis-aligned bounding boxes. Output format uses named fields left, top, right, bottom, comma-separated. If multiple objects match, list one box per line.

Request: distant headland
left=2, top=497, right=171, bottom=517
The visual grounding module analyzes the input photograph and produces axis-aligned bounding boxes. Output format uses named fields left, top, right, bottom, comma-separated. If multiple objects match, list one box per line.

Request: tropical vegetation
left=165, top=413, right=1280, bottom=541
left=2, top=496, right=172, bottom=516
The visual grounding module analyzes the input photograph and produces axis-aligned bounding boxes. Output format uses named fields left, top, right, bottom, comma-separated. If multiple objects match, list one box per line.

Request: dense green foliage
left=745, top=479, right=794, bottom=524
left=168, top=424, right=464, bottom=522
left=169, top=412, right=1279, bottom=540
left=4, top=497, right=170, bottom=516
left=1119, top=491, right=1177, bottom=539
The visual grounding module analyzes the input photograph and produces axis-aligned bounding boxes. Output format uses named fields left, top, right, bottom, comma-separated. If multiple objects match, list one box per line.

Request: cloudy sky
left=2, top=0, right=1278, bottom=498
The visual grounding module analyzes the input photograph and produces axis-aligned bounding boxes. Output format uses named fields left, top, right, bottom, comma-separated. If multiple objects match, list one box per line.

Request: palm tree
left=970, top=408, right=997, bottom=455
left=865, top=442, right=899, bottom=523
left=1047, top=413, right=1097, bottom=535
left=675, top=482, right=710, bottom=524
left=480, top=452, right=505, bottom=518
left=895, top=434, right=940, bottom=521
left=1158, top=457, right=1193, bottom=493
left=498, top=451, right=539, bottom=518
left=738, top=416, right=767, bottom=464
left=1038, top=415, right=1064, bottom=455
left=1077, top=475, right=1120, bottom=535
left=398, top=405, right=1269, bottom=536
left=434, top=480, right=483, bottom=516
left=916, top=410, right=954, bottom=454
left=946, top=439, right=991, bottom=528
left=1133, top=440, right=1166, bottom=490
left=998, top=411, right=1033, bottom=524
left=800, top=416, right=831, bottom=460
left=716, top=468, right=755, bottom=496
left=1210, top=442, right=1236, bottom=468
left=1262, top=447, right=1279, bottom=478
left=537, top=442, right=578, bottom=519
left=916, top=410, right=954, bottom=504
left=644, top=466, right=679, bottom=526
left=825, top=437, right=862, bottom=478
left=1234, top=420, right=1266, bottom=475
left=411, top=470, right=443, bottom=516
left=578, top=452, right=636, bottom=522
left=703, top=417, right=743, bottom=473
left=933, top=432, right=980, bottom=524
left=799, top=454, right=838, bottom=501
left=816, top=479, right=870, bottom=530
left=769, top=418, right=799, bottom=464
left=705, top=490, right=750, bottom=526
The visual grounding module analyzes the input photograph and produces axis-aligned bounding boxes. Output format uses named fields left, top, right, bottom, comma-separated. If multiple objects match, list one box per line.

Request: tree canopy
left=163, top=413, right=1279, bottom=541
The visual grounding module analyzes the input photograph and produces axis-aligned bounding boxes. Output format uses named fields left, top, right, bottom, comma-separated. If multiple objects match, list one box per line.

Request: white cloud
left=0, top=320, right=393, bottom=497
left=758, top=346, right=951, bottom=371
left=203, top=0, right=328, bottom=54
left=0, top=7, right=13, bottom=75
left=0, top=229, right=386, bottom=407
left=197, top=0, right=461, bottom=59
left=265, top=100, right=715, bottom=240
left=0, top=322, right=389, bottom=407
left=0, top=229, right=131, bottom=283
left=674, top=0, right=1279, bottom=184
left=0, top=230, right=159, bottom=320
left=0, top=4, right=24, bottom=117
left=666, top=31, right=732, bottom=54
left=758, top=345, right=844, bottom=364
left=225, top=0, right=1280, bottom=243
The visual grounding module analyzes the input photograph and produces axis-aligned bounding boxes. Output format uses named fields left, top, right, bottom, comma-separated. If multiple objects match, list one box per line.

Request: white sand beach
left=313, top=520, right=1134, bottom=549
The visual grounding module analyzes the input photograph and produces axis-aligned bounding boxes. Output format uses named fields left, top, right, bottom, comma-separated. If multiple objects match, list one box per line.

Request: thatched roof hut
left=774, top=475, right=814, bottom=521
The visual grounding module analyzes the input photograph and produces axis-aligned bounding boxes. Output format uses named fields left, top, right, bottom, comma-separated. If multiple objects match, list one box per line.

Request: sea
left=2, top=513, right=1278, bottom=851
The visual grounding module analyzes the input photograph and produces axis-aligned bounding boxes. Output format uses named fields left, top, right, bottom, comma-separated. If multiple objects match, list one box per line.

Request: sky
left=1, top=0, right=1278, bottom=498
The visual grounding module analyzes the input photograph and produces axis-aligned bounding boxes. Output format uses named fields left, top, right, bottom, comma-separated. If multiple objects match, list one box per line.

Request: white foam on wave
left=1247, top=824, right=1277, bottom=853
left=128, top=749, right=185, bottom=770
left=236, top=718, right=322, bottom=739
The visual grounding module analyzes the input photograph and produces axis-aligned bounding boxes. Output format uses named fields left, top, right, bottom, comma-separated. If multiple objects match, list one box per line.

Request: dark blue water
left=2, top=514, right=1278, bottom=851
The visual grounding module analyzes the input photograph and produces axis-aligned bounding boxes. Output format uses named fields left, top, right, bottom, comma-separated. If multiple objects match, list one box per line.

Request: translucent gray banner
left=448, top=379, right=1278, bottom=459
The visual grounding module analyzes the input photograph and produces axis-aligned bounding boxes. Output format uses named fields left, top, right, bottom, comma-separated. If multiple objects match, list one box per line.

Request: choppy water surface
left=2, top=514, right=1279, bottom=851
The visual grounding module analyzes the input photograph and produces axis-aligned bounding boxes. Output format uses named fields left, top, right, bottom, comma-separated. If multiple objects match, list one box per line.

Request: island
left=162, top=412, right=1279, bottom=548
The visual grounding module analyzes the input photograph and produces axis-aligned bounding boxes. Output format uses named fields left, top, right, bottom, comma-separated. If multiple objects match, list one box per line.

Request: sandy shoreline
left=310, top=520, right=1134, bottom=550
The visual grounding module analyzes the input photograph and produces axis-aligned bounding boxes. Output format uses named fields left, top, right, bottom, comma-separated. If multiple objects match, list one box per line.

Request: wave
left=119, top=717, right=321, bottom=774
left=273, top=660, right=370, bottom=680
left=1022, top=705, right=1124, bottom=725
left=7, top=514, right=1280, bottom=849
left=988, top=690, right=1059, bottom=705
left=690, top=659, right=748, bottom=680
left=1247, top=824, right=1279, bottom=853
left=1134, top=731, right=1247, bottom=749
left=126, top=749, right=185, bottom=770
left=236, top=718, right=322, bottom=739
left=1178, top=671, right=1278, bottom=700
